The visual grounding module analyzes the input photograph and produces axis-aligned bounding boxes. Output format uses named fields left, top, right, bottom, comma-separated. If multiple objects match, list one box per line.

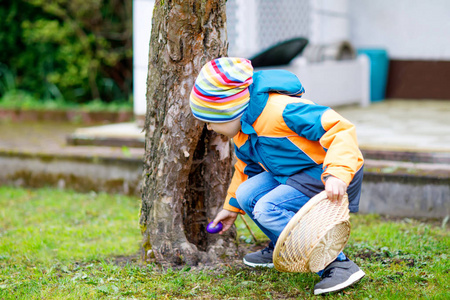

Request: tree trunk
left=140, top=0, right=237, bottom=266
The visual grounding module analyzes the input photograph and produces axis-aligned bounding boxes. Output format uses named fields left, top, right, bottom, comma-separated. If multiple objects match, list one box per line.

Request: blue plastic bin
left=357, top=49, right=389, bottom=102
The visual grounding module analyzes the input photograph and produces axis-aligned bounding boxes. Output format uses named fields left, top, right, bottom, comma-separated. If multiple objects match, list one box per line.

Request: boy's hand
left=325, top=175, right=347, bottom=202
left=212, top=209, right=238, bottom=234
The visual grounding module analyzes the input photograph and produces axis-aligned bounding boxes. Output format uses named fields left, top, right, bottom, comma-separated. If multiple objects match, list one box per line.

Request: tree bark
left=140, top=0, right=237, bottom=266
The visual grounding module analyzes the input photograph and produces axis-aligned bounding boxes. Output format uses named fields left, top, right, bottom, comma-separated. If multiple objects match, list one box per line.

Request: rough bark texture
left=140, top=0, right=237, bottom=266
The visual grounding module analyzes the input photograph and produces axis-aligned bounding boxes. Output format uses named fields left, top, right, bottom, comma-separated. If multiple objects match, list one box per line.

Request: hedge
left=0, top=0, right=133, bottom=104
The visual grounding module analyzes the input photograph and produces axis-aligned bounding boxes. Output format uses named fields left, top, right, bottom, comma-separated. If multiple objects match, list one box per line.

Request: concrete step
left=0, top=119, right=448, bottom=218
left=1, top=145, right=448, bottom=218
left=0, top=147, right=143, bottom=196
left=360, top=158, right=449, bottom=218
left=364, top=158, right=450, bottom=179
left=361, top=149, right=450, bottom=164
left=67, top=122, right=145, bottom=148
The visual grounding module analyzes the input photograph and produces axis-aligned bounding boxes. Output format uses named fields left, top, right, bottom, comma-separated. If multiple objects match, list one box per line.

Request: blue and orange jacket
left=223, top=70, right=364, bottom=213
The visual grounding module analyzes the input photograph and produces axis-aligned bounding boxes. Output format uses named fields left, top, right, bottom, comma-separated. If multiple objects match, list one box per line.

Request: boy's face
left=206, top=118, right=241, bottom=138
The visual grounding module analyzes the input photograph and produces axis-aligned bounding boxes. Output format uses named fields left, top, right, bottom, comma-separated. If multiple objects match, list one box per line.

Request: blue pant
left=236, top=171, right=346, bottom=273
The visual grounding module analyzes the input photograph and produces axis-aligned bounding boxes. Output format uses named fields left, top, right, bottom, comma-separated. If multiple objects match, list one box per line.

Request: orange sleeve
left=320, top=109, right=364, bottom=185
left=223, top=157, right=248, bottom=214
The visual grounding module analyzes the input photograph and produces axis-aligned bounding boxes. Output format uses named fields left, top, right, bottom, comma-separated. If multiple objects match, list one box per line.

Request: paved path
left=1, top=99, right=449, bottom=156
left=0, top=121, right=144, bottom=159
left=335, top=100, right=450, bottom=153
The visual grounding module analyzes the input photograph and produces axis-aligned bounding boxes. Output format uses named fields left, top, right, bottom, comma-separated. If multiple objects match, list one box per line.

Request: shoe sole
left=243, top=258, right=274, bottom=268
left=314, top=270, right=365, bottom=295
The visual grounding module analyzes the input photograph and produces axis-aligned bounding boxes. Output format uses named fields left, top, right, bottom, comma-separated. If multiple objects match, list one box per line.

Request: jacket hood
left=241, top=70, right=305, bottom=131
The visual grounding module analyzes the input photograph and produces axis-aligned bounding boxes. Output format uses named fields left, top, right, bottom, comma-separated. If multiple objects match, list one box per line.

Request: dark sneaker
left=314, top=259, right=365, bottom=295
left=243, top=243, right=274, bottom=268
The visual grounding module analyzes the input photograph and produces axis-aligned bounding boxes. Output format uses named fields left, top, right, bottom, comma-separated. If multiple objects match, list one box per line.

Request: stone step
left=1, top=146, right=448, bottom=218
left=364, top=159, right=450, bottom=180
left=361, top=149, right=450, bottom=164
left=66, top=122, right=145, bottom=148
left=361, top=159, right=449, bottom=218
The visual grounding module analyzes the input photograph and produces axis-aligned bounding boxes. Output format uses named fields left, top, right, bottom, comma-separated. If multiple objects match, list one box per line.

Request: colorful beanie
left=190, top=57, right=254, bottom=123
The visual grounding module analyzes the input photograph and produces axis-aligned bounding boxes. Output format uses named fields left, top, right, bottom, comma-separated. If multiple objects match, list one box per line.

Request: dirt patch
left=378, top=215, right=450, bottom=229
left=353, top=249, right=416, bottom=268
left=110, top=254, right=141, bottom=266
left=110, top=240, right=271, bottom=271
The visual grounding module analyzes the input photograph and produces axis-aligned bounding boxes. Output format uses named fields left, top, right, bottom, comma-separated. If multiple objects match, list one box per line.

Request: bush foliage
left=0, top=0, right=133, bottom=104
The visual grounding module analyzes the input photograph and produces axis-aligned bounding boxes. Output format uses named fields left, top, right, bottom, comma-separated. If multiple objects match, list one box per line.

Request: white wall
left=228, top=0, right=259, bottom=58
left=310, top=0, right=350, bottom=44
left=349, top=0, right=450, bottom=60
left=133, top=0, right=154, bottom=117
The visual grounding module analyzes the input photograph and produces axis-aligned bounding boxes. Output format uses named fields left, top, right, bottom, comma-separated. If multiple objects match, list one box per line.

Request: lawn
left=0, top=186, right=448, bottom=299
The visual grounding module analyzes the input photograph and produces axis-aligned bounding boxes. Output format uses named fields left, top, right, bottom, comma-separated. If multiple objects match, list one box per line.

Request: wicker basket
left=273, top=191, right=351, bottom=273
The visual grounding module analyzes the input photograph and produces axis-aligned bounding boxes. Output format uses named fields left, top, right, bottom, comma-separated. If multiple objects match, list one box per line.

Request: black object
left=250, top=37, right=309, bottom=68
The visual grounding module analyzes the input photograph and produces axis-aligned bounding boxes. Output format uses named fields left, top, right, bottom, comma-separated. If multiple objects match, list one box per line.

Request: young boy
left=190, top=57, right=365, bottom=295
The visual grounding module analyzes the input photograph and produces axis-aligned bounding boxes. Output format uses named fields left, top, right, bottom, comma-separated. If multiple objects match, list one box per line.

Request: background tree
left=140, top=0, right=238, bottom=266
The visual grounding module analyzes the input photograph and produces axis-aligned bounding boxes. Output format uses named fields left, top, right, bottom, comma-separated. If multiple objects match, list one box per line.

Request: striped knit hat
left=190, top=57, right=253, bottom=123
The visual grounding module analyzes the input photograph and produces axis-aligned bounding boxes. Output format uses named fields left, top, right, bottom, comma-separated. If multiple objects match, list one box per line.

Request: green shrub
left=0, top=0, right=132, bottom=104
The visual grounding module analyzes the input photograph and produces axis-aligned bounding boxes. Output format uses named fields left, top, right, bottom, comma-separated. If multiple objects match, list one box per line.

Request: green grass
left=0, top=186, right=449, bottom=299
left=0, top=91, right=132, bottom=112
